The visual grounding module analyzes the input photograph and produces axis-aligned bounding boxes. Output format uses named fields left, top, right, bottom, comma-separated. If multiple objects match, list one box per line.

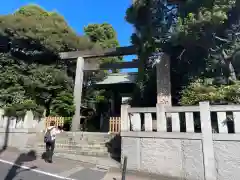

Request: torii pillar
left=72, top=57, right=84, bottom=131
left=156, top=53, right=171, bottom=106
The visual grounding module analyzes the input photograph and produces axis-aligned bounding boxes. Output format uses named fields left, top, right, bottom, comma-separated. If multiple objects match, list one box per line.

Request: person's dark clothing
left=45, top=140, right=55, bottom=163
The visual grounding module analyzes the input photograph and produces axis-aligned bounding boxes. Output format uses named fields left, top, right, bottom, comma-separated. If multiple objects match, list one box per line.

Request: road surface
left=0, top=150, right=109, bottom=180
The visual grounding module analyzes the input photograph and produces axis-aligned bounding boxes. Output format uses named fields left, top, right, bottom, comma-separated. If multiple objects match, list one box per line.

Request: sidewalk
left=1, top=147, right=120, bottom=169
left=0, top=148, right=177, bottom=180
left=0, top=148, right=93, bottom=174
left=54, top=152, right=120, bottom=169
left=103, top=168, right=177, bottom=180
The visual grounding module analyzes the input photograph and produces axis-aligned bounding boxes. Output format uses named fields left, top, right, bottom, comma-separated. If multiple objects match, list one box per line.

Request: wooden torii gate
left=59, top=45, right=171, bottom=131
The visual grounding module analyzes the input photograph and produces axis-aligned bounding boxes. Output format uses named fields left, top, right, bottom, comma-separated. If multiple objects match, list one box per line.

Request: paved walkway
left=54, top=152, right=120, bottom=168
left=0, top=149, right=167, bottom=180
left=0, top=149, right=109, bottom=180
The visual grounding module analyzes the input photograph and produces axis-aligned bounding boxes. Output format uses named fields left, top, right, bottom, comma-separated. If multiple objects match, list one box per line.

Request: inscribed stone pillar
left=156, top=53, right=171, bottom=106
left=72, top=57, right=84, bottom=131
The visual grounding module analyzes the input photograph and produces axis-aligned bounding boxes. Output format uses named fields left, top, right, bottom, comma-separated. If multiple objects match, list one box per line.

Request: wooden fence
left=45, top=116, right=65, bottom=128
left=109, top=117, right=121, bottom=134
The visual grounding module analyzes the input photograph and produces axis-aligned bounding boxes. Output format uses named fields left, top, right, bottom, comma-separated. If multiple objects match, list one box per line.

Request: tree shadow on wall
left=0, top=117, right=11, bottom=154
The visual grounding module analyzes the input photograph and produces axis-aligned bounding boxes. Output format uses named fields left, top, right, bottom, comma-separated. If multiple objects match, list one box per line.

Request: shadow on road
left=41, top=151, right=47, bottom=161
left=4, top=150, right=37, bottom=180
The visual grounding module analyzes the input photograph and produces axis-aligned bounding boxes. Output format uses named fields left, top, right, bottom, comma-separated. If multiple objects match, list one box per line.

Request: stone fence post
left=156, top=103, right=167, bottom=132
left=23, top=111, right=34, bottom=129
left=199, top=101, right=216, bottom=180
left=121, top=105, right=130, bottom=131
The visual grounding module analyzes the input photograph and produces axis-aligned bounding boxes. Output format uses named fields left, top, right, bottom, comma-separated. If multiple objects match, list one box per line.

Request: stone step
left=56, top=139, right=111, bottom=143
left=42, top=142, right=107, bottom=147
left=55, top=140, right=108, bottom=146
left=38, top=133, right=113, bottom=144
left=36, top=144, right=109, bottom=155
left=38, top=143, right=107, bottom=149
left=36, top=147, right=110, bottom=157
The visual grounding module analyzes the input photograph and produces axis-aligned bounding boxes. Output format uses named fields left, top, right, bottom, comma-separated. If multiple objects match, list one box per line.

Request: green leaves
left=83, top=23, right=122, bottom=107
left=84, top=23, right=123, bottom=69
left=50, top=92, right=75, bottom=117
left=0, top=4, right=94, bottom=52
left=0, top=5, right=93, bottom=117
left=180, top=79, right=240, bottom=105
left=84, top=23, right=117, bottom=43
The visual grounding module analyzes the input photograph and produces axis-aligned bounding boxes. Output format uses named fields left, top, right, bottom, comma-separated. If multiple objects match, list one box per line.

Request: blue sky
left=0, top=0, right=137, bottom=72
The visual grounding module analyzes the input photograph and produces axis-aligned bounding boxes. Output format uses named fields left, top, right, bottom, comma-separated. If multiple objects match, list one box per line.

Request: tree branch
left=177, top=49, right=186, bottom=60
left=214, top=35, right=231, bottom=43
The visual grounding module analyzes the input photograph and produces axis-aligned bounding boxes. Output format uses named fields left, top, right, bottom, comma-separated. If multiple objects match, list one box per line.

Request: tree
left=0, top=4, right=94, bottom=52
left=84, top=23, right=123, bottom=67
left=126, top=0, right=240, bottom=105
left=83, top=23, right=122, bottom=106
left=175, top=0, right=239, bottom=81
left=0, top=4, right=97, bottom=117
left=174, top=0, right=240, bottom=104
left=82, top=23, right=123, bottom=128
left=22, top=65, right=73, bottom=115
left=125, top=0, right=178, bottom=105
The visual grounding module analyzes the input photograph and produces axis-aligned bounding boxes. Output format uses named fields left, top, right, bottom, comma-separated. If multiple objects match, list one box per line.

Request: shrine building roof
left=96, top=73, right=137, bottom=85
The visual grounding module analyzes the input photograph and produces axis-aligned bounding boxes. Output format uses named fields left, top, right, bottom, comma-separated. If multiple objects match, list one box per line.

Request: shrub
left=180, top=79, right=240, bottom=105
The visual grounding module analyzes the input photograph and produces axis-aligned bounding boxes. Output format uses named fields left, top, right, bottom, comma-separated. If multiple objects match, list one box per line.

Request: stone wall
left=121, top=102, right=240, bottom=180
left=0, top=128, right=120, bottom=159
left=121, top=132, right=240, bottom=180
left=0, top=108, right=122, bottom=164
left=121, top=132, right=204, bottom=180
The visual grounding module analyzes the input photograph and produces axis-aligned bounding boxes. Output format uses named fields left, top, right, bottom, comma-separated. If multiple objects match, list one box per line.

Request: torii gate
left=59, top=46, right=171, bottom=131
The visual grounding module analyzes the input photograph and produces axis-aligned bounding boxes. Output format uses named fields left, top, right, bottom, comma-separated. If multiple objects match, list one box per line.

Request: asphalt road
left=0, top=150, right=109, bottom=180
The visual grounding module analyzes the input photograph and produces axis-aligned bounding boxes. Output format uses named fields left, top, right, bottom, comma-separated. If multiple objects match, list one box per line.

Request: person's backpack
left=44, top=127, right=54, bottom=143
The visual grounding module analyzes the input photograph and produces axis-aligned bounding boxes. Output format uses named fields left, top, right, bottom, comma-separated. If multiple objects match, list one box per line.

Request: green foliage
left=125, top=0, right=177, bottom=104
left=126, top=0, right=240, bottom=105
left=0, top=5, right=100, bottom=117
left=175, top=0, right=236, bottom=44
left=84, top=23, right=122, bottom=65
left=50, top=92, right=75, bottom=117
left=180, top=79, right=222, bottom=105
left=4, top=99, right=44, bottom=117
left=0, top=4, right=94, bottom=52
left=83, top=23, right=122, bottom=111
left=180, top=79, right=240, bottom=105
left=84, top=23, right=117, bottom=44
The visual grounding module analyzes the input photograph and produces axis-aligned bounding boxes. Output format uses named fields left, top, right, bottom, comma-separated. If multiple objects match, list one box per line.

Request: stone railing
left=120, top=101, right=240, bottom=180
left=121, top=101, right=240, bottom=133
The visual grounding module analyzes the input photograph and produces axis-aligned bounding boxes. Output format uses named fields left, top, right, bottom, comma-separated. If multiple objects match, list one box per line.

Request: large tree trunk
left=222, top=50, right=237, bottom=81
left=227, top=61, right=237, bottom=81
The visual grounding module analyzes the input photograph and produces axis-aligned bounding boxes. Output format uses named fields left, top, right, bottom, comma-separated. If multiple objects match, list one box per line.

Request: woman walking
left=44, top=121, right=60, bottom=163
